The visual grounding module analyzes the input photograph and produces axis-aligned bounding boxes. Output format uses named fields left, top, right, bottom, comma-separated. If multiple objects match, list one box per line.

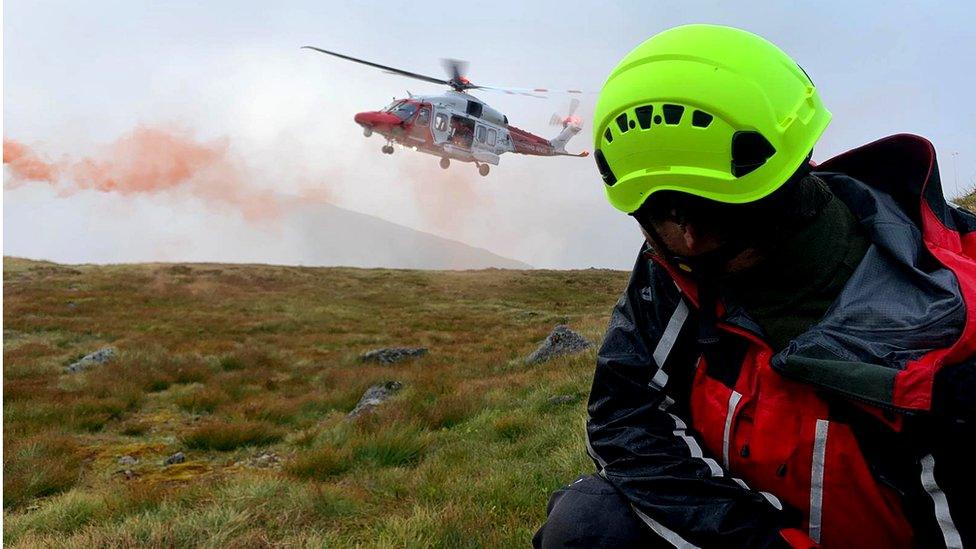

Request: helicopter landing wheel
left=478, top=163, right=490, bottom=177
left=439, top=158, right=450, bottom=169
left=381, top=144, right=394, bottom=155
left=363, top=127, right=373, bottom=137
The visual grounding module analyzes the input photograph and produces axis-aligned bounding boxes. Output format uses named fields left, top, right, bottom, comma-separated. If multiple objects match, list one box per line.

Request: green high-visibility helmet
left=593, top=24, right=831, bottom=213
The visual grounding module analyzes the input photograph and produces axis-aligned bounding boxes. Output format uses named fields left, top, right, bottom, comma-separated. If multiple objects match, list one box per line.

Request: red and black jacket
left=585, top=135, right=974, bottom=548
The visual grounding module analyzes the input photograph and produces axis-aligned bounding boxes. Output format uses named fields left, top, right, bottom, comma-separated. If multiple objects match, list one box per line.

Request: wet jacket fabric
left=585, top=135, right=975, bottom=548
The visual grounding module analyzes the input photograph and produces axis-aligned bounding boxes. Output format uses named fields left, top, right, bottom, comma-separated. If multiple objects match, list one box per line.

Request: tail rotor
left=549, top=98, right=582, bottom=128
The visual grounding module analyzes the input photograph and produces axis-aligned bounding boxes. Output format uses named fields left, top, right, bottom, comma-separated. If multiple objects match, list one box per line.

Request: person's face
left=639, top=218, right=763, bottom=273
left=640, top=219, right=723, bottom=257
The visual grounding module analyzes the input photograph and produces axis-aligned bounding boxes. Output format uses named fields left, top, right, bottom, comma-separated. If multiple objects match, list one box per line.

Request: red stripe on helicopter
left=506, top=125, right=554, bottom=156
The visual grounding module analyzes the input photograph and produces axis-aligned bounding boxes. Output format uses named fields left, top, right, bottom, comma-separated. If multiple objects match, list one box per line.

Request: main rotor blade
left=474, top=85, right=548, bottom=99
left=302, top=46, right=451, bottom=87
left=474, top=85, right=585, bottom=99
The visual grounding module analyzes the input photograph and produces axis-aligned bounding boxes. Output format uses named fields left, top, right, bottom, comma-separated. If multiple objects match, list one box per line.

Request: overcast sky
left=4, top=0, right=975, bottom=269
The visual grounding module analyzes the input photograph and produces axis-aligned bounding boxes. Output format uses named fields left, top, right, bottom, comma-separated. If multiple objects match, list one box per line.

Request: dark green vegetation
left=955, top=190, right=976, bottom=213
left=3, top=257, right=628, bottom=546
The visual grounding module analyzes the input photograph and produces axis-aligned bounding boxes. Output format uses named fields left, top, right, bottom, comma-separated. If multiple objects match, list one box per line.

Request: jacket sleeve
left=585, top=259, right=812, bottom=548
left=917, top=360, right=976, bottom=548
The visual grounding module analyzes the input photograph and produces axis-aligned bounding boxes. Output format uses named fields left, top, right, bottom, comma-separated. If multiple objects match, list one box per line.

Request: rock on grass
left=359, top=347, right=428, bottom=364
left=524, top=325, right=591, bottom=365
left=347, top=381, right=403, bottom=418
left=66, top=347, right=116, bottom=373
left=237, top=451, right=281, bottom=469
left=547, top=394, right=579, bottom=406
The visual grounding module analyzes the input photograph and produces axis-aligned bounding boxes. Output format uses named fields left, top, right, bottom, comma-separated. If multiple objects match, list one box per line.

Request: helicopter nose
left=354, top=111, right=402, bottom=127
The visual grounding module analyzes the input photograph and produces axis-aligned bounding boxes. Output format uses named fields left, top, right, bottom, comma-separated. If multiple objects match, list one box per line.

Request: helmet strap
left=638, top=220, right=748, bottom=360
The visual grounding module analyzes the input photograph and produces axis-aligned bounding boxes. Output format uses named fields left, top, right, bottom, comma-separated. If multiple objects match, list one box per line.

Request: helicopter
left=303, top=46, right=589, bottom=176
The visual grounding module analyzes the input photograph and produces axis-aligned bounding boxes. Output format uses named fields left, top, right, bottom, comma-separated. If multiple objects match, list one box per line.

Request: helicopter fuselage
left=353, top=91, right=585, bottom=175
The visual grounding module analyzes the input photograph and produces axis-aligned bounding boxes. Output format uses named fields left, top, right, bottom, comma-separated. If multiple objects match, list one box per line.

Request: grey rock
left=360, top=347, right=428, bottom=364
left=250, top=452, right=280, bottom=469
left=164, top=452, right=186, bottom=466
left=347, top=381, right=404, bottom=418
left=547, top=394, right=578, bottom=406
left=233, top=451, right=281, bottom=469
left=525, top=325, right=592, bottom=365
left=66, top=347, right=116, bottom=373
left=118, top=455, right=138, bottom=466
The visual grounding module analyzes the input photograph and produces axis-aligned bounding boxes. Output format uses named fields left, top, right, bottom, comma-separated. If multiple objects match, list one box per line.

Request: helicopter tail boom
left=505, top=123, right=588, bottom=157
left=548, top=124, right=587, bottom=156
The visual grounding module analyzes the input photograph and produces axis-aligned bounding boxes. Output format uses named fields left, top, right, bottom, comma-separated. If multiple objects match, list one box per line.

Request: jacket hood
left=772, top=134, right=976, bottom=412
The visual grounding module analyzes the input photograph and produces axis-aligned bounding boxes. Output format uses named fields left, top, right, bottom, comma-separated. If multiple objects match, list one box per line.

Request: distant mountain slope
left=2, top=189, right=529, bottom=269
left=288, top=201, right=530, bottom=270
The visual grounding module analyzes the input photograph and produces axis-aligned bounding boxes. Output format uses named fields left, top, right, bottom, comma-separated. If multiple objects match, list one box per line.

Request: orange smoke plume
left=4, top=127, right=328, bottom=222
left=3, top=138, right=60, bottom=183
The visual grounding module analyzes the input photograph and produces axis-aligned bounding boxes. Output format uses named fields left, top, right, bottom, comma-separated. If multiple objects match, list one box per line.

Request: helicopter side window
left=476, top=126, right=486, bottom=143
left=487, top=129, right=497, bottom=147
left=449, top=116, right=475, bottom=147
left=416, top=107, right=430, bottom=126
left=466, top=101, right=483, bottom=118
left=434, top=113, right=448, bottom=132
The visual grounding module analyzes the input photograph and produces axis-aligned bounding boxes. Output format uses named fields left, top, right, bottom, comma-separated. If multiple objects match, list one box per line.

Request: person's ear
left=682, top=223, right=698, bottom=251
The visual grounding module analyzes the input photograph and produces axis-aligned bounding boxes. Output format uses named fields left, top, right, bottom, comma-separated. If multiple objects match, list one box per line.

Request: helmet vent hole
left=635, top=105, right=653, bottom=129
left=603, top=127, right=613, bottom=143
left=628, top=120, right=636, bottom=129
left=731, top=131, right=776, bottom=177
left=594, top=149, right=617, bottom=186
left=692, top=110, right=713, bottom=128
left=654, top=115, right=662, bottom=125
left=615, top=114, right=630, bottom=133
left=662, top=104, right=684, bottom=125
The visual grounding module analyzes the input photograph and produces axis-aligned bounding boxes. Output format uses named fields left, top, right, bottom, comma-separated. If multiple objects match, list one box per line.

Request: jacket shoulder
left=619, top=245, right=684, bottom=327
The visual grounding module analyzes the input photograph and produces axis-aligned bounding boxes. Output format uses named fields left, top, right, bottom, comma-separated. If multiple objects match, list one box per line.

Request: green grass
left=285, top=445, right=351, bottom=481
left=3, top=433, right=85, bottom=509
left=173, top=385, right=228, bottom=414
left=3, top=256, right=623, bottom=546
left=352, top=422, right=429, bottom=468
left=182, top=421, right=283, bottom=451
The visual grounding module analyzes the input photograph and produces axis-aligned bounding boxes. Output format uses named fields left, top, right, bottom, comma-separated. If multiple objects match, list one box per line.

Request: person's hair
left=631, top=162, right=831, bottom=251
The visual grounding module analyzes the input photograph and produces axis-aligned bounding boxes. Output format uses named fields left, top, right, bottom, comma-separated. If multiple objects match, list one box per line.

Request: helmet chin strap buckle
left=667, top=250, right=731, bottom=280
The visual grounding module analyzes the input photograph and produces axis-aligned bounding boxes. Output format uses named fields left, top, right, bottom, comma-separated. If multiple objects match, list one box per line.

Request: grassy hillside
left=3, top=257, right=629, bottom=547
left=954, top=190, right=976, bottom=213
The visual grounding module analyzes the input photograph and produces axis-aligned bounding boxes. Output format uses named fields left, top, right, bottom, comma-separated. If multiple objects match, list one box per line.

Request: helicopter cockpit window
left=476, top=126, right=486, bottom=143
left=416, top=107, right=430, bottom=126
left=487, top=129, right=497, bottom=147
left=389, top=102, right=418, bottom=120
left=434, top=113, right=448, bottom=132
